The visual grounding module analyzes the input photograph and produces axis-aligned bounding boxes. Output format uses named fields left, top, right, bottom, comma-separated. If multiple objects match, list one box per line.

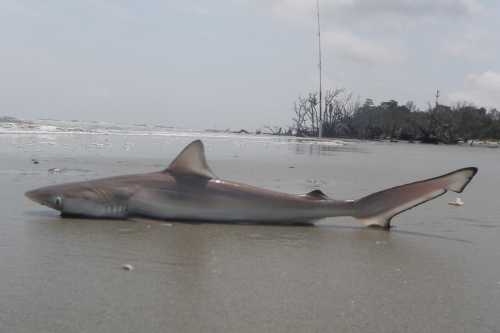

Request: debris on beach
left=232, top=129, right=250, bottom=134
left=31, top=158, right=39, bottom=164
left=48, top=168, right=62, bottom=173
left=448, top=198, right=464, bottom=206
left=87, top=142, right=107, bottom=149
left=122, top=264, right=134, bottom=271
left=123, top=142, right=133, bottom=151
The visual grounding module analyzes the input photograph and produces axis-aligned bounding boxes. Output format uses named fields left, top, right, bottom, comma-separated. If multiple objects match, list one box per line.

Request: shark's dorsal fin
left=304, top=189, right=329, bottom=200
left=165, top=140, right=216, bottom=179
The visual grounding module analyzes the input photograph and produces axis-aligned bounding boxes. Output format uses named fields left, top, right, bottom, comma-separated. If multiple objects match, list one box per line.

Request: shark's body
left=26, top=140, right=478, bottom=228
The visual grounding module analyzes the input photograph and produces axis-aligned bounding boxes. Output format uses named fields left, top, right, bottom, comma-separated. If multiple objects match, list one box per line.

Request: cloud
left=334, top=0, right=482, bottom=18
left=265, top=0, right=485, bottom=60
left=448, top=71, right=500, bottom=108
left=0, top=0, right=41, bottom=18
left=442, top=29, right=495, bottom=61
left=324, top=30, right=403, bottom=64
left=268, top=0, right=483, bottom=22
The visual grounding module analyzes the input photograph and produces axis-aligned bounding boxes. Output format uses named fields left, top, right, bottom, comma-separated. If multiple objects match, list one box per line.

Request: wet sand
left=1, top=134, right=499, bottom=332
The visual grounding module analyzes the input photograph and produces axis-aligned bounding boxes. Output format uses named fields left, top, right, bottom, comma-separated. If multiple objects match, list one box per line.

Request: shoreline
left=2, top=117, right=500, bottom=148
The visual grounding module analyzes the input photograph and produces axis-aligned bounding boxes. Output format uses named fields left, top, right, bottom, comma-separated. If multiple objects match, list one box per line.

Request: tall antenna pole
left=316, top=0, right=323, bottom=138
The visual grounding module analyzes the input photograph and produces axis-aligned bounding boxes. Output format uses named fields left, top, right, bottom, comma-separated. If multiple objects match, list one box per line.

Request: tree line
left=289, top=89, right=500, bottom=143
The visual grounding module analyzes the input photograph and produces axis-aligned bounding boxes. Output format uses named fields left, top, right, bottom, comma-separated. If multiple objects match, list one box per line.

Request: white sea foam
left=0, top=118, right=349, bottom=146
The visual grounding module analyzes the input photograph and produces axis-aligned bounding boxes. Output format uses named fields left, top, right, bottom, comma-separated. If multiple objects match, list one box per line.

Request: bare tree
left=292, top=100, right=308, bottom=136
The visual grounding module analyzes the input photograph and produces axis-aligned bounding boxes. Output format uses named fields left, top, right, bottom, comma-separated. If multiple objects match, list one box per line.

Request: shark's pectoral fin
left=165, top=140, right=217, bottom=179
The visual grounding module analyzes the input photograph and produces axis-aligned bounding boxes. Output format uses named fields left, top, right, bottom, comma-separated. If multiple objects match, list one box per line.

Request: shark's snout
left=25, top=187, right=60, bottom=210
left=25, top=189, right=43, bottom=204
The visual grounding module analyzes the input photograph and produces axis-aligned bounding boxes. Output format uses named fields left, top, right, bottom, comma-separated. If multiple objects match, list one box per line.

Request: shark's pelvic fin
left=303, top=189, right=329, bottom=200
left=165, top=140, right=217, bottom=179
left=352, top=167, right=478, bottom=229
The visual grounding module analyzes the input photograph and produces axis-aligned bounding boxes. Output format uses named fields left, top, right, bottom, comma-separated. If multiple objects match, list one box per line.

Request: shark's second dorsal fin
left=165, top=140, right=216, bottom=179
left=304, top=189, right=329, bottom=200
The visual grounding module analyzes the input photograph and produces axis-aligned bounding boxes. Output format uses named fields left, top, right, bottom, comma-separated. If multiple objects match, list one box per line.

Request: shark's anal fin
left=303, top=189, right=329, bottom=200
left=165, top=140, right=217, bottom=179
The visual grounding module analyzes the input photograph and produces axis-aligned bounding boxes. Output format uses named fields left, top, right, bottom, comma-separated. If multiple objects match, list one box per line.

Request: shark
left=26, top=140, right=478, bottom=228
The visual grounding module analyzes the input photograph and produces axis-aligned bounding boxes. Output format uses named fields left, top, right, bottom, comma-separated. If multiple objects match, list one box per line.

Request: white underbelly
left=128, top=194, right=315, bottom=222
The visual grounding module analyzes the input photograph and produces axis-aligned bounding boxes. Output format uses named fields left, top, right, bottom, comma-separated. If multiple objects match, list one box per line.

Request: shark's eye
left=54, top=196, right=63, bottom=207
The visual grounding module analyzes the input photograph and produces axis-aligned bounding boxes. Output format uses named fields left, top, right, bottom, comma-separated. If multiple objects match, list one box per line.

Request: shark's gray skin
left=26, top=140, right=478, bottom=228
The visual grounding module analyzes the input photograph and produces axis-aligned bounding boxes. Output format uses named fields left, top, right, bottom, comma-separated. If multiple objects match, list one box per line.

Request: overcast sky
left=1, top=0, right=499, bottom=129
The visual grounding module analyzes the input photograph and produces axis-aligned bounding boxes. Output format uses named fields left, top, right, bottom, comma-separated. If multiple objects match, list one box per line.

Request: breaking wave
left=0, top=117, right=349, bottom=146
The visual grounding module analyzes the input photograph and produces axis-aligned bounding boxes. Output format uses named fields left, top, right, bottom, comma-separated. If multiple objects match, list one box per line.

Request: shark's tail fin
left=352, top=167, right=477, bottom=229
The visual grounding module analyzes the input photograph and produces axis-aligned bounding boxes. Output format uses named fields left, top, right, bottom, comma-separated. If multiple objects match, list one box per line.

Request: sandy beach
left=1, top=131, right=499, bottom=332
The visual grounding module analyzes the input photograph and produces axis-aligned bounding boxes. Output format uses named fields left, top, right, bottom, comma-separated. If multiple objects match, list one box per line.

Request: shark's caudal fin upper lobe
left=351, top=167, right=478, bottom=228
